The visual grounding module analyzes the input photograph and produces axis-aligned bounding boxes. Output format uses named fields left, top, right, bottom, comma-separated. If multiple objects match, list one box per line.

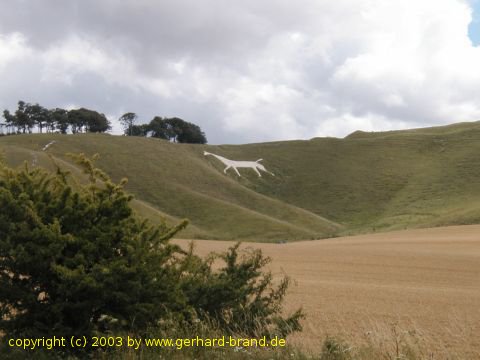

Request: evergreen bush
left=0, top=154, right=302, bottom=356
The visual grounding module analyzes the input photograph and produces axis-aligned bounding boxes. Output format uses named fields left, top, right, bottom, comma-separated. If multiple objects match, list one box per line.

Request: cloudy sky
left=0, top=0, right=479, bottom=144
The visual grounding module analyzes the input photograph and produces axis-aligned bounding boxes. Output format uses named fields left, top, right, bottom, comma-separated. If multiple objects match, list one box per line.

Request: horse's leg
left=253, top=166, right=262, bottom=177
left=259, top=166, right=275, bottom=176
left=233, top=167, right=241, bottom=176
left=224, top=165, right=231, bottom=174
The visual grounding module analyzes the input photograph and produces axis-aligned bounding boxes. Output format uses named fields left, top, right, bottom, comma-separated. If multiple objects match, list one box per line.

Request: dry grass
left=174, top=225, right=480, bottom=358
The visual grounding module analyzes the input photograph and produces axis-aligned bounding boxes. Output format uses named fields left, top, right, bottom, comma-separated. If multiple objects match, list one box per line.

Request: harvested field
left=174, top=225, right=480, bottom=357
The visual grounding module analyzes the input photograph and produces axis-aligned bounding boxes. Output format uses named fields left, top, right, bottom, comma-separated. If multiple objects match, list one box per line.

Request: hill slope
left=2, top=120, right=480, bottom=241
left=0, top=134, right=340, bottom=241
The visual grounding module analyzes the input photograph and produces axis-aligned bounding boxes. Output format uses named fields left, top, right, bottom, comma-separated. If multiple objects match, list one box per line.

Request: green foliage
left=1, top=102, right=111, bottom=135
left=0, top=154, right=302, bottom=356
left=180, top=243, right=304, bottom=338
left=129, top=123, right=150, bottom=137
left=118, top=112, right=138, bottom=136
left=138, top=116, right=208, bottom=144
left=50, top=108, right=69, bottom=134
left=68, top=108, right=111, bottom=133
left=147, top=116, right=171, bottom=140
left=163, top=117, right=207, bottom=144
left=0, top=133, right=342, bottom=242
left=0, top=154, right=187, bottom=344
left=13, top=120, right=480, bottom=241
left=25, top=103, right=50, bottom=133
left=14, top=101, right=34, bottom=134
left=2, top=101, right=206, bottom=142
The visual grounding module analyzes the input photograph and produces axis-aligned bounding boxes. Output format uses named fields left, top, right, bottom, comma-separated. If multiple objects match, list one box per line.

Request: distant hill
left=2, top=120, right=480, bottom=242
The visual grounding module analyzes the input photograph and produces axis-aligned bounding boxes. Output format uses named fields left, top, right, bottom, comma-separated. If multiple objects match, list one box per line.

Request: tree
left=68, top=108, right=111, bottom=133
left=147, top=116, right=170, bottom=139
left=0, top=154, right=188, bottom=347
left=1, top=102, right=207, bottom=142
left=180, top=243, right=304, bottom=337
left=67, top=109, right=85, bottom=133
left=130, top=124, right=150, bottom=137
left=2, top=110, right=15, bottom=134
left=145, top=117, right=207, bottom=144
left=165, top=117, right=207, bottom=144
left=50, top=108, right=69, bottom=134
left=14, top=101, right=35, bottom=134
left=0, top=156, right=302, bottom=356
left=3, top=103, right=64, bottom=135
left=25, top=103, right=49, bottom=133
left=119, top=112, right=137, bottom=136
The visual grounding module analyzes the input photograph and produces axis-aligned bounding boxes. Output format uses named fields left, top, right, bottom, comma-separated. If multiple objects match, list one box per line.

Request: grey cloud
left=0, top=0, right=479, bottom=144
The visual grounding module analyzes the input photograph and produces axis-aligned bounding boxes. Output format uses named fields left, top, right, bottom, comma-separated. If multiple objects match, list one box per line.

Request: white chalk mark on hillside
left=204, top=151, right=275, bottom=177
left=42, top=141, right=56, bottom=151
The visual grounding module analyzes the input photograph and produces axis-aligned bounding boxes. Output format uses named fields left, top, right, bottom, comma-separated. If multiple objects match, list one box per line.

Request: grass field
left=174, top=225, right=480, bottom=358
left=2, top=121, right=480, bottom=241
left=2, top=121, right=480, bottom=242
left=0, top=133, right=341, bottom=242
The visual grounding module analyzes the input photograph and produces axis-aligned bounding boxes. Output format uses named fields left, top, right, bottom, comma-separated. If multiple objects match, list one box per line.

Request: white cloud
left=40, top=36, right=140, bottom=89
left=0, top=32, right=31, bottom=70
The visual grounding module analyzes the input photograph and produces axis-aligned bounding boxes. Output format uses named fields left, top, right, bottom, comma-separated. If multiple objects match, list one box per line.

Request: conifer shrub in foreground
left=0, top=154, right=303, bottom=357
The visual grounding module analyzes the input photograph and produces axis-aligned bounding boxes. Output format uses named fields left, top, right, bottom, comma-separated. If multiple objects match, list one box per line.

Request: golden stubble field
left=174, top=225, right=480, bottom=357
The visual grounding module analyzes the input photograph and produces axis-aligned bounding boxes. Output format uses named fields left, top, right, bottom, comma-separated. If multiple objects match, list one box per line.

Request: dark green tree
left=68, top=108, right=111, bottom=133
left=129, top=124, right=150, bottom=137
left=119, top=112, right=138, bottom=136
left=2, top=102, right=207, bottom=142
left=15, top=101, right=35, bottom=134
left=0, top=156, right=301, bottom=356
left=50, top=108, right=69, bottom=134
left=25, top=103, right=50, bottom=133
left=0, top=155, right=187, bottom=344
left=146, top=117, right=207, bottom=144
left=2, top=110, right=15, bottom=134
left=180, top=243, right=304, bottom=337
left=67, top=109, right=85, bottom=133
left=147, top=116, right=170, bottom=139
left=164, top=117, right=207, bottom=144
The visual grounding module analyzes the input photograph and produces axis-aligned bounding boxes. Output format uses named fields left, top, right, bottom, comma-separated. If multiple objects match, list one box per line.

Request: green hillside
left=2, top=120, right=480, bottom=241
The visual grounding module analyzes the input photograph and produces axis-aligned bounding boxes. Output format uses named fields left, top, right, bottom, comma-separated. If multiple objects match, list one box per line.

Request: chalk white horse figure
left=204, top=151, right=274, bottom=177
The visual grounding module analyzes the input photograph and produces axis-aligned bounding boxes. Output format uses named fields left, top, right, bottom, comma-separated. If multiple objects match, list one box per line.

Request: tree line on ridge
left=1, top=101, right=207, bottom=144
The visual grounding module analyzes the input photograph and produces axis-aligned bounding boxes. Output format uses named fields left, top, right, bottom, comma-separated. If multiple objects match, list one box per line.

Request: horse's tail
left=256, top=159, right=263, bottom=162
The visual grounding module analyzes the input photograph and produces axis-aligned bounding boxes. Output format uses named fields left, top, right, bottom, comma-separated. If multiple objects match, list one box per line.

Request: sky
left=469, top=0, right=480, bottom=44
left=0, top=0, right=480, bottom=144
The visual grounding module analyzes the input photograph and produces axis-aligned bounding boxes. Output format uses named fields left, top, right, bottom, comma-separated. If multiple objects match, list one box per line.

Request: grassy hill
left=2, top=120, right=480, bottom=241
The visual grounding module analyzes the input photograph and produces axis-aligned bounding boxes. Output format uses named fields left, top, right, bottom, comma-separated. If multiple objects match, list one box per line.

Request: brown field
left=174, top=225, right=480, bottom=357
